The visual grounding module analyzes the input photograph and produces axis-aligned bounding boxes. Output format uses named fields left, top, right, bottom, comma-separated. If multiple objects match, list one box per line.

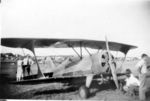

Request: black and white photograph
left=0, top=0, right=150, bottom=100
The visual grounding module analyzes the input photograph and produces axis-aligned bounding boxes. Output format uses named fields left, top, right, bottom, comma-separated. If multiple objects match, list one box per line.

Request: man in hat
left=123, top=69, right=140, bottom=93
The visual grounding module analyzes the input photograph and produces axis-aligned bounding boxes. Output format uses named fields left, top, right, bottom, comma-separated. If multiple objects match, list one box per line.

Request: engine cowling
left=91, top=51, right=116, bottom=74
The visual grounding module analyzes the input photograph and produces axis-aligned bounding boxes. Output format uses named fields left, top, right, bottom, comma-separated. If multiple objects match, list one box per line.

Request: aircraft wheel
left=79, top=85, right=89, bottom=99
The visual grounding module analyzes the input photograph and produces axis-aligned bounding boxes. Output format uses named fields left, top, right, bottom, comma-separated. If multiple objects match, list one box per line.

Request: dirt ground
left=0, top=60, right=149, bottom=100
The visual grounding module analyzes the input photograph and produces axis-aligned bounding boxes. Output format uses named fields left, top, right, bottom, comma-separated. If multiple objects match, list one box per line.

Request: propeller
left=105, top=36, right=119, bottom=89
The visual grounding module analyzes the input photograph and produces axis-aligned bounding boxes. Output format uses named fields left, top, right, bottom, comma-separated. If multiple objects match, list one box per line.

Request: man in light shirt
left=136, top=54, right=150, bottom=101
left=123, top=69, right=140, bottom=93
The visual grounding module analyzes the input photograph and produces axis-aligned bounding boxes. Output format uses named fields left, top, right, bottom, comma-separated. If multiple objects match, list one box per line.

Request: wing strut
left=84, top=47, right=92, bottom=56
left=105, top=36, right=119, bottom=89
left=30, top=41, right=45, bottom=78
left=120, top=53, right=127, bottom=69
left=70, top=45, right=82, bottom=59
left=33, top=50, right=45, bottom=78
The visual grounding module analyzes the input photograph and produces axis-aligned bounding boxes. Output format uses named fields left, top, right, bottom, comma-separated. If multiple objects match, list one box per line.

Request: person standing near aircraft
left=22, top=55, right=33, bottom=76
left=136, top=54, right=150, bottom=101
left=136, top=54, right=149, bottom=76
left=16, top=56, right=23, bottom=81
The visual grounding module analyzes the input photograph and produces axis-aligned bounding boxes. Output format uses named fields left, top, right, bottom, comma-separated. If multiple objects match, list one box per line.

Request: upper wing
left=1, top=38, right=59, bottom=48
left=1, top=38, right=137, bottom=54
left=50, top=39, right=137, bottom=54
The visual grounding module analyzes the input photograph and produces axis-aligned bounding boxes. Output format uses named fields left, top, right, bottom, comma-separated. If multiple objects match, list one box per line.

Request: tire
left=79, top=85, right=89, bottom=99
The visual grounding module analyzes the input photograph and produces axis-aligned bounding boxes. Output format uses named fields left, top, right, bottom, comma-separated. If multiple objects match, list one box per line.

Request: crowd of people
left=16, top=55, right=33, bottom=81
left=123, top=53, right=150, bottom=101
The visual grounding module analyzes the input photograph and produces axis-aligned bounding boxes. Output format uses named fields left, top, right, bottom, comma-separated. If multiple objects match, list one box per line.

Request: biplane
left=1, top=37, right=137, bottom=98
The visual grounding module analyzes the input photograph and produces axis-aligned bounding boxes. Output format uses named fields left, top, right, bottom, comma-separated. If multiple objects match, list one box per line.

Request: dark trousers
left=22, top=65, right=31, bottom=76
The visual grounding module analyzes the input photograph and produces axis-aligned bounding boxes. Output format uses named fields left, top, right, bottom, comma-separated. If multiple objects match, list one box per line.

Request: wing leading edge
left=1, top=38, right=137, bottom=54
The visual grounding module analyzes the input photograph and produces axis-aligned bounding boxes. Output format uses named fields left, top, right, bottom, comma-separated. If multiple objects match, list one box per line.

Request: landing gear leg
left=79, top=75, right=93, bottom=99
left=79, top=85, right=89, bottom=99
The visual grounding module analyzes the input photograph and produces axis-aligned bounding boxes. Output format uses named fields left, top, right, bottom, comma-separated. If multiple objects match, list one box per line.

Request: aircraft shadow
left=33, top=80, right=116, bottom=98
left=34, top=86, right=78, bottom=95
left=89, top=80, right=116, bottom=98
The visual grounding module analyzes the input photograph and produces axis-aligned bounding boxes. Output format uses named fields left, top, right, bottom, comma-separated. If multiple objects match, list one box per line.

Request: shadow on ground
left=33, top=80, right=116, bottom=99
left=34, top=86, right=78, bottom=95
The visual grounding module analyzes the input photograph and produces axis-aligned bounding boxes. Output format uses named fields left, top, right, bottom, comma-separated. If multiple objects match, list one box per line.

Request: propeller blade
left=105, top=36, right=119, bottom=89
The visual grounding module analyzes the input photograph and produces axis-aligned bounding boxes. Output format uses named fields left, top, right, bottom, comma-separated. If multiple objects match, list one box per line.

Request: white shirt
left=125, top=74, right=140, bottom=87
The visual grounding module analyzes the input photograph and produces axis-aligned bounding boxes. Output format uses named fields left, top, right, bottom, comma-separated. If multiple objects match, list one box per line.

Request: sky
left=1, top=0, right=150, bottom=57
